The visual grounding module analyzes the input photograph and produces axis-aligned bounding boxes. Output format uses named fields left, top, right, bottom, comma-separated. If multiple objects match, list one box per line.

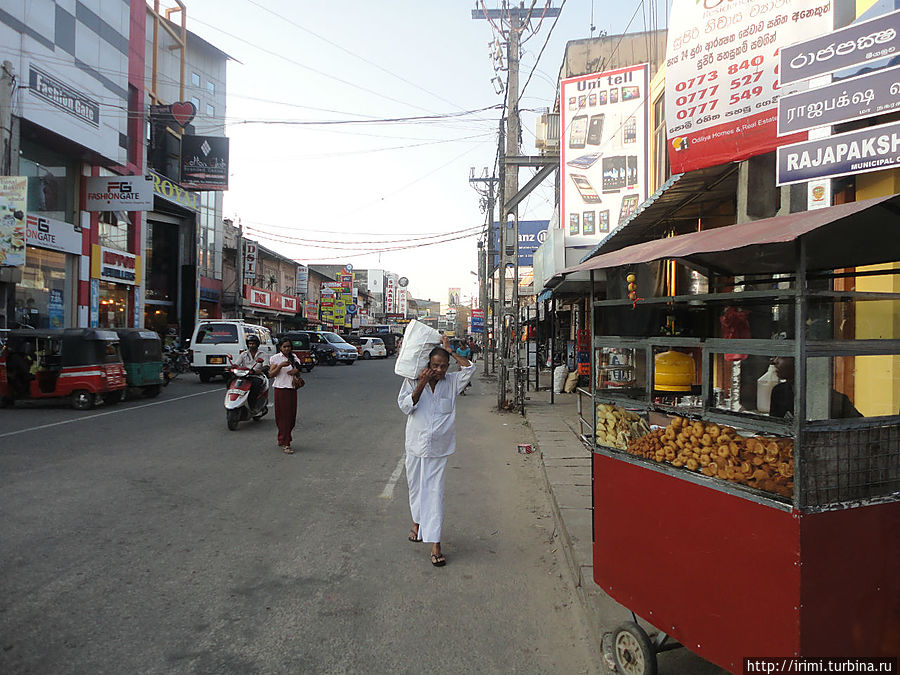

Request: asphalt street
left=0, top=358, right=600, bottom=674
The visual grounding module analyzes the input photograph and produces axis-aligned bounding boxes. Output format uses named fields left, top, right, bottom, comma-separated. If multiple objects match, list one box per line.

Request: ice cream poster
left=0, top=176, right=27, bottom=267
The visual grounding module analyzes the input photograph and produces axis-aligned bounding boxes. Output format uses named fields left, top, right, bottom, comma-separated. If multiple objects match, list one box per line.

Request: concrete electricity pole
left=0, top=61, right=14, bottom=176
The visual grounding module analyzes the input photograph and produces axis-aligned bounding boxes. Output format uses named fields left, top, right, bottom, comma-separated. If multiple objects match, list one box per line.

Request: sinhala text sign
left=665, top=0, right=833, bottom=173
left=560, top=64, right=650, bottom=246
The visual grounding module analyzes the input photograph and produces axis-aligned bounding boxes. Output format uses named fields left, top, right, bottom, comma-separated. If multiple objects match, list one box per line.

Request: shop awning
left=561, top=193, right=900, bottom=277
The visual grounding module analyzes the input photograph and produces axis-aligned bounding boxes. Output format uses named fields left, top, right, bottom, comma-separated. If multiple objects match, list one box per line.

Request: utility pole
left=0, top=61, right=14, bottom=176
left=235, top=218, right=243, bottom=318
left=468, top=167, right=497, bottom=378
left=473, top=3, right=561, bottom=409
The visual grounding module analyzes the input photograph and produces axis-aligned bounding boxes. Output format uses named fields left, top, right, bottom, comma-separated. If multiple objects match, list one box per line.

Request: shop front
left=13, top=213, right=83, bottom=329
left=90, top=246, right=140, bottom=329
left=144, top=170, right=199, bottom=343
left=199, top=279, right=222, bottom=319
left=243, top=284, right=298, bottom=334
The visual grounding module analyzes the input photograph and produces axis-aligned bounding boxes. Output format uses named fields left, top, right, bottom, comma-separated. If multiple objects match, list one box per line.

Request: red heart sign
left=171, top=101, right=196, bottom=127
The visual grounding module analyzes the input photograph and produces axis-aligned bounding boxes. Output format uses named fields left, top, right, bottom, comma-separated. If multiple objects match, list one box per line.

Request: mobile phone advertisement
left=560, top=63, right=649, bottom=247
left=664, top=0, right=833, bottom=174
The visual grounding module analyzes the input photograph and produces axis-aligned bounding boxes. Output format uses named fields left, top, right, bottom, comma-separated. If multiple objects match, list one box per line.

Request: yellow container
left=654, top=350, right=695, bottom=392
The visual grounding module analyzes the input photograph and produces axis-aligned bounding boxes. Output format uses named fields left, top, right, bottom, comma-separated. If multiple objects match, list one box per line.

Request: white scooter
left=224, top=357, right=269, bottom=430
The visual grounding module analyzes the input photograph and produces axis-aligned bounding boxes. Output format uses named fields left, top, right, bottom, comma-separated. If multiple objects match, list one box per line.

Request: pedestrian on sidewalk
left=269, top=338, right=303, bottom=454
left=455, top=341, right=473, bottom=394
left=398, top=335, right=474, bottom=567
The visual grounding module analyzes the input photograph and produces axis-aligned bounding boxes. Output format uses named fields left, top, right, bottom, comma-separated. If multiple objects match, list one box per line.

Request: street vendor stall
left=559, top=194, right=900, bottom=674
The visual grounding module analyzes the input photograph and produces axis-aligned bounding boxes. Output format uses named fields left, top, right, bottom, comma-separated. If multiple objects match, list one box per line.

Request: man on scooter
left=234, top=334, right=267, bottom=411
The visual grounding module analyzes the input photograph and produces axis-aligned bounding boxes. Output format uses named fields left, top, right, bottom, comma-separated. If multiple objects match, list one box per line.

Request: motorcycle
left=224, top=357, right=269, bottom=431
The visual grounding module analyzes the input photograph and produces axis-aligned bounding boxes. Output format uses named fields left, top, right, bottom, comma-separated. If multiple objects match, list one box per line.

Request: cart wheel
left=612, top=622, right=657, bottom=675
left=199, top=372, right=212, bottom=383
left=102, top=391, right=123, bottom=406
left=72, top=390, right=95, bottom=410
left=144, top=385, right=162, bottom=398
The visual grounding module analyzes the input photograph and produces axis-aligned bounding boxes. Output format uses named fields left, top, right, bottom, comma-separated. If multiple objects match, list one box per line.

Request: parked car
left=361, top=330, right=401, bottom=356
left=359, top=337, right=387, bottom=359
left=189, top=320, right=277, bottom=382
left=288, top=330, right=338, bottom=366
left=344, top=335, right=364, bottom=356
left=275, top=332, right=317, bottom=372
left=300, top=330, right=358, bottom=365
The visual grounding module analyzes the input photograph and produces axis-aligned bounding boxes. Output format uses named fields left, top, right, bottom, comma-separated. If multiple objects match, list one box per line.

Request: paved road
left=1, top=359, right=600, bottom=673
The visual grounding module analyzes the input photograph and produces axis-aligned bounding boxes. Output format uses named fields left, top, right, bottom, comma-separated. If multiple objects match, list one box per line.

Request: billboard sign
left=491, top=220, right=550, bottom=267
left=181, top=135, right=230, bottom=191
left=385, top=274, right=397, bottom=313
left=84, top=175, right=154, bottom=211
left=776, top=118, right=900, bottom=185
left=560, top=64, right=650, bottom=246
left=0, top=176, right=27, bottom=267
left=664, top=0, right=833, bottom=173
left=25, top=214, right=81, bottom=255
left=448, top=288, right=461, bottom=306
left=777, top=65, right=900, bottom=135
left=244, top=241, right=258, bottom=276
left=295, top=265, right=308, bottom=296
left=780, top=9, right=900, bottom=86
left=471, top=308, right=485, bottom=333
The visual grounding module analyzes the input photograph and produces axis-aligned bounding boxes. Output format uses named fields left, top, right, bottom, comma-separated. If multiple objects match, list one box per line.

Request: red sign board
left=243, top=285, right=298, bottom=314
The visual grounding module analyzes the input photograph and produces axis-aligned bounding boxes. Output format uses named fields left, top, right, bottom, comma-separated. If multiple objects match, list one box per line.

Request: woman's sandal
left=431, top=553, right=446, bottom=567
left=282, top=446, right=294, bottom=454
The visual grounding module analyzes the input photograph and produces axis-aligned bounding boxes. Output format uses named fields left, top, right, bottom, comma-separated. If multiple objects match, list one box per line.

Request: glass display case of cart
left=589, top=264, right=900, bottom=509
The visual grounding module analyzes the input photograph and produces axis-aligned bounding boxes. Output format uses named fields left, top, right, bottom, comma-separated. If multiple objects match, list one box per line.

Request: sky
left=179, top=0, right=667, bottom=305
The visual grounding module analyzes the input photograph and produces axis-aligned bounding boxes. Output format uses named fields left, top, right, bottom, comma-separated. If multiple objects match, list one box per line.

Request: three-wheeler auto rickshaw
left=114, top=328, right=165, bottom=398
left=0, top=328, right=127, bottom=409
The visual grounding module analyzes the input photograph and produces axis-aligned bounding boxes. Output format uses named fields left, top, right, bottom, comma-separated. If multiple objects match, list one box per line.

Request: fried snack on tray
left=595, top=403, right=652, bottom=450
left=625, top=416, right=794, bottom=499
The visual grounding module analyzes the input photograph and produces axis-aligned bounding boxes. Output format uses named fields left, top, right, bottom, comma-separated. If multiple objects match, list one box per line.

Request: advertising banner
left=471, top=308, right=485, bottom=333
left=93, top=245, right=140, bottom=286
left=385, top=274, right=397, bottom=314
left=0, top=176, right=27, bottom=267
left=85, top=175, right=154, bottom=211
left=398, top=288, right=408, bottom=317
left=448, top=288, right=461, bottom=306
left=776, top=118, right=900, bottom=185
left=560, top=64, right=649, bottom=246
left=244, top=241, right=258, bottom=276
left=664, top=0, right=832, bottom=173
left=304, top=300, right=318, bottom=320
left=780, top=9, right=900, bottom=85
left=181, top=135, right=230, bottom=191
left=244, top=285, right=298, bottom=313
left=368, top=269, right=384, bottom=293
left=25, top=214, right=82, bottom=255
left=491, top=220, right=550, bottom=267
left=778, top=65, right=900, bottom=135
left=295, top=265, right=308, bottom=296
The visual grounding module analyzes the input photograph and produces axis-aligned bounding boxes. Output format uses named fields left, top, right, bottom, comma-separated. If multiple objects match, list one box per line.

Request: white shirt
left=269, top=353, right=298, bottom=389
left=234, top=349, right=266, bottom=374
left=398, top=363, right=475, bottom=458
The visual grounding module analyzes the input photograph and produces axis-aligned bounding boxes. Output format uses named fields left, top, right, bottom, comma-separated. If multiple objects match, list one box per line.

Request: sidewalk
left=523, top=385, right=729, bottom=675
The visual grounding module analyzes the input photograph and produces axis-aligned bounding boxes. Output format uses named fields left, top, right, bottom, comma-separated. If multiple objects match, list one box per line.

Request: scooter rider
left=233, top=334, right=267, bottom=410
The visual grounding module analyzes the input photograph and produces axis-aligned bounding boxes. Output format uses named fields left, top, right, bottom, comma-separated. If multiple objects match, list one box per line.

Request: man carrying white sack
left=397, top=335, right=474, bottom=567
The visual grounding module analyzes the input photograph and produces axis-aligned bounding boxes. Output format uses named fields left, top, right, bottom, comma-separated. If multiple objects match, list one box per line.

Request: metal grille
left=800, top=423, right=900, bottom=508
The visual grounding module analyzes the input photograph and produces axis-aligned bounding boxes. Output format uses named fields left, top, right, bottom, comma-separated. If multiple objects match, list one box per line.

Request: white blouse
left=269, top=353, right=298, bottom=389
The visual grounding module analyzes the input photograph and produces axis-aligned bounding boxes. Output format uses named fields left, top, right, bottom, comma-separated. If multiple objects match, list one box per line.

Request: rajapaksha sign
left=780, top=9, right=900, bottom=85
left=776, top=119, right=900, bottom=185
left=85, top=175, right=154, bottom=211
left=777, top=65, right=900, bottom=135
left=664, top=0, right=833, bottom=173
left=560, top=64, right=650, bottom=247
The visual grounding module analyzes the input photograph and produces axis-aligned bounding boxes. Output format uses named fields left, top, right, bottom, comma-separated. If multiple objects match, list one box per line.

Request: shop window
left=98, top=210, right=131, bottom=250
left=15, top=246, right=71, bottom=329
left=98, top=282, right=130, bottom=328
left=19, top=138, right=76, bottom=224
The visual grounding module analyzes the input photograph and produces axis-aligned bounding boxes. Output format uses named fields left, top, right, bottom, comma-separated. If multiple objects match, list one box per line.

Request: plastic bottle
left=756, top=364, right=780, bottom=414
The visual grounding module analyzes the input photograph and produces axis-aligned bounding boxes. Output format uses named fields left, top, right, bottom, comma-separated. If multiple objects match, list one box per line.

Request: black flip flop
left=431, top=553, right=446, bottom=567
left=409, top=529, right=422, bottom=543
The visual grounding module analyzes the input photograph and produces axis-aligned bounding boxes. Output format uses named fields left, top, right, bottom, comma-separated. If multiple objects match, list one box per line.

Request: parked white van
left=189, top=320, right=276, bottom=382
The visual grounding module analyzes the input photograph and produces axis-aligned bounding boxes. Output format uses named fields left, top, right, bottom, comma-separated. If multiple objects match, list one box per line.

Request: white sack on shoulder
left=394, top=319, right=442, bottom=378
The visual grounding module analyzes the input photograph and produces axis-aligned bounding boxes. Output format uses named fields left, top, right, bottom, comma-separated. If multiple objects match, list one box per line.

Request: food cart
left=562, top=194, right=900, bottom=673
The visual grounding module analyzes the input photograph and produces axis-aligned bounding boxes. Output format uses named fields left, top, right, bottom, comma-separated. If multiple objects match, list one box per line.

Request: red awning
left=561, top=193, right=900, bottom=277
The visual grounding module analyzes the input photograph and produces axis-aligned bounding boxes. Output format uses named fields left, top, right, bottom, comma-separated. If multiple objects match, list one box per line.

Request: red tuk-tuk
left=0, top=329, right=127, bottom=409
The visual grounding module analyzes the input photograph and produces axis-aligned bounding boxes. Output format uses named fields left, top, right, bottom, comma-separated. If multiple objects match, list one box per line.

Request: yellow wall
left=856, top=0, right=878, bottom=15
left=853, top=170, right=900, bottom=415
